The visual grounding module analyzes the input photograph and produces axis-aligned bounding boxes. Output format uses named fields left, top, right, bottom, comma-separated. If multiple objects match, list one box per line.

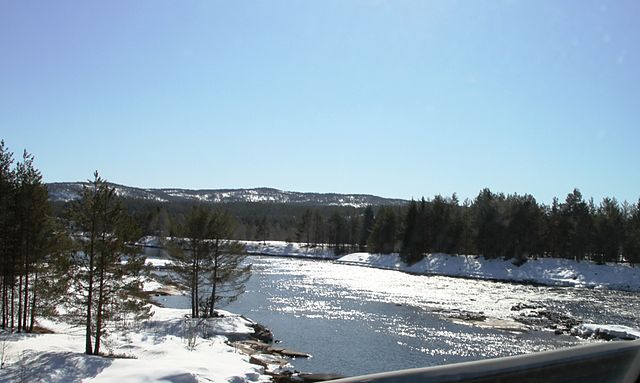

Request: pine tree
left=168, top=205, right=209, bottom=319
left=168, top=206, right=250, bottom=318
left=562, top=189, right=592, bottom=262
left=623, top=200, right=640, bottom=263
left=312, top=210, right=325, bottom=246
left=400, top=200, right=422, bottom=264
left=457, top=199, right=475, bottom=255
left=256, top=215, right=269, bottom=245
left=502, top=194, right=543, bottom=263
left=594, top=197, right=623, bottom=263
left=358, top=206, right=374, bottom=251
left=13, top=150, right=52, bottom=331
left=347, top=214, right=360, bottom=252
left=0, top=141, right=16, bottom=330
left=296, top=209, right=312, bottom=246
left=367, top=207, right=397, bottom=254
left=205, top=210, right=250, bottom=317
left=328, top=212, right=346, bottom=255
left=472, top=189, right=502, bottom=259
left=426, top=194, right=462, bottom=254
left=68, top=172, right=149, bottom=355
left=545, top=197, right=567, bottom=258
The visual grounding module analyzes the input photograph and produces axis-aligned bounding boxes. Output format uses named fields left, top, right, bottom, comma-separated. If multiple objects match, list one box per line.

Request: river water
left=159, top=256, right=640, bottom=377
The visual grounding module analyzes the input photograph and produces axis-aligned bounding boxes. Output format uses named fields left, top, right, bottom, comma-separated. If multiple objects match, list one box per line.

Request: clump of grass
left=100, top=352, right=138, bottom=359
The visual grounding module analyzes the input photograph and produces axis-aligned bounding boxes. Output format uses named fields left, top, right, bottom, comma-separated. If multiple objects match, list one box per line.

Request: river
left=158, top=256, right=640, bottom=377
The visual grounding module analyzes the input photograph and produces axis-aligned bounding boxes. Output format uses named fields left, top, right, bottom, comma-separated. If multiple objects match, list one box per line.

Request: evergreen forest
left=88, top=187, right=640, bottom=266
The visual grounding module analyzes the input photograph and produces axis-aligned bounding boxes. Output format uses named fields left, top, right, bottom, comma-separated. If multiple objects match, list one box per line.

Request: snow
left=5, top=240, right=638, bottom=382
left=571, top=324, right=640, bottom=340
left=136, top=235, right=164, bottom=248
left=0, top=306, right=270, bottom=383
left=337, top=252, right=640, bottom=292
left=136, top=236, right=640, bottom=291
left=242, top=241, right=337, bottom=260
left=145, top=258, right=174, bottom=268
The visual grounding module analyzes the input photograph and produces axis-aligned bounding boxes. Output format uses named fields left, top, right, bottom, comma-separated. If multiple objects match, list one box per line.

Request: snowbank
left=0, top=306, right=270, bottom=383
left=139, top=238, right=338, bottom=268
left=571, top=324, right=640, bottom=340
left=242, top=240, right=337, bottom=259
left=145, top=257, right=173, bottom=268
left=337, top=253, right=640, bottom=292
left=137, top=236, right=640, bottom=291
left=135, top=235, right=164, bottom=248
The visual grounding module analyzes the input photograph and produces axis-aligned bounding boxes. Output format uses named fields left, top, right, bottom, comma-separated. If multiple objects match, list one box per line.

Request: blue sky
left=1, top=1, right=638, bottom=203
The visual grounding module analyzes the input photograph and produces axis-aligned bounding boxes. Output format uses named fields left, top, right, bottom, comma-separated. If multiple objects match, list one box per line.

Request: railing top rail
left=327, top=340, right=640, bottom=383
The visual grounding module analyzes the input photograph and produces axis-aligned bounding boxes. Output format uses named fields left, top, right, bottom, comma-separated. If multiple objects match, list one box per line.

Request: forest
left=113, top=187, right=640, bottom=266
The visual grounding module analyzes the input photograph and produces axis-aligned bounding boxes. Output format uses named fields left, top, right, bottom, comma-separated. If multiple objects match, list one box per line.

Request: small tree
left=205, top=210, right=250, bottom=317
left=169, top=206, right=251, bottom=318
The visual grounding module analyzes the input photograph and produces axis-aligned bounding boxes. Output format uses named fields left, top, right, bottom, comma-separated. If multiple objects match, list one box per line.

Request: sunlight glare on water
left=221, top=257, right=640, bottom=376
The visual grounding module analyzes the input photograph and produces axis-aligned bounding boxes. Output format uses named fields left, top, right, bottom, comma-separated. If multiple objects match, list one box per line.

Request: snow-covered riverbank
left=0, top=306, right=272, bottom=383
left=139, top=236, right=640, bottom=292
left=242, top=241, right=336, bottom=260
left=337, top=252, right=640, bottom=292
left=137, top=236, right=338, bottom=261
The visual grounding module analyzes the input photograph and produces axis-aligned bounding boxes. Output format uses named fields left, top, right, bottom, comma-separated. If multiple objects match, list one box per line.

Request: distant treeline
left=54, top=187, right=640, bottom=265
left=394, top=189, right=640, bottom=265
left=52, top=199, right=363, bottom=243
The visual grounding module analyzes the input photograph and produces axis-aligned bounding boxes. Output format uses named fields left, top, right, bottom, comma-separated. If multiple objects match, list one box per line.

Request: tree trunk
left=22, top=247, right=29, bottom=332
left=209, top=241, right=219, bottom=318
left=193, top=243, right=199, bottom=318
left=85, top=229, right=96, bottom=355
left=10, top=283, right=14, bottom=330
left=194, top=255, right=199, bottom=319
left=94, top=265, right=105, bottom=356
left=2, top=278, right=6, bottom=329
left=29, top=268, right=38, bottom=332
left=209, top=257, right=218, bottom=318
left=17, top=271, right=22, bottom=332
left=191, top=254, right=196, bottom=319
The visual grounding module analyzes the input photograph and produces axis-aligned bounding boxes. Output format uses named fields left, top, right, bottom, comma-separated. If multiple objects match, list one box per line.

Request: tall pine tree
left=68, top=171, right=149, bottom=355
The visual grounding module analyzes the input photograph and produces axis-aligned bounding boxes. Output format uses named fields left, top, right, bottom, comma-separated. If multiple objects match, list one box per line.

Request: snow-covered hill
left=47, top=182, right=407, bottom=207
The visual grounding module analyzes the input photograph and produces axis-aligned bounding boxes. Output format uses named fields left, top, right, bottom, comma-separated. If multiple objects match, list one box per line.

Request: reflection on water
left=158, top=256, right=640, bottom=376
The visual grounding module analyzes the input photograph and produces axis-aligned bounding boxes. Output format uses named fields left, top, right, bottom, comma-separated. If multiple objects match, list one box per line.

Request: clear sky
left=1, top=1, right=638, bottom=204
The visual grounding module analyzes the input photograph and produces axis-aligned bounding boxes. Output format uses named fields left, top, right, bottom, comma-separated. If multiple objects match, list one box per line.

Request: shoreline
left=144, top=238, right=640, bottom=294
left=335, top=252, right=640, bottom=293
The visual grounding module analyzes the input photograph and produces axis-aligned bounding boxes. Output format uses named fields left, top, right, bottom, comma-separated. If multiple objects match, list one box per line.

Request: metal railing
left=327, top=340, right=640, bottom=383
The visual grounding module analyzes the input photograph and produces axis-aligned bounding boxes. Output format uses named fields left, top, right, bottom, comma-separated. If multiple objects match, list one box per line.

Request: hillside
left=46, top=182, right=407, bottom=208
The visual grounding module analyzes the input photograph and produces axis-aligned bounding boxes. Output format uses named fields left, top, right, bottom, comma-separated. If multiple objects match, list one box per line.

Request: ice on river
left=572, top=324, right=640, bottom=340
